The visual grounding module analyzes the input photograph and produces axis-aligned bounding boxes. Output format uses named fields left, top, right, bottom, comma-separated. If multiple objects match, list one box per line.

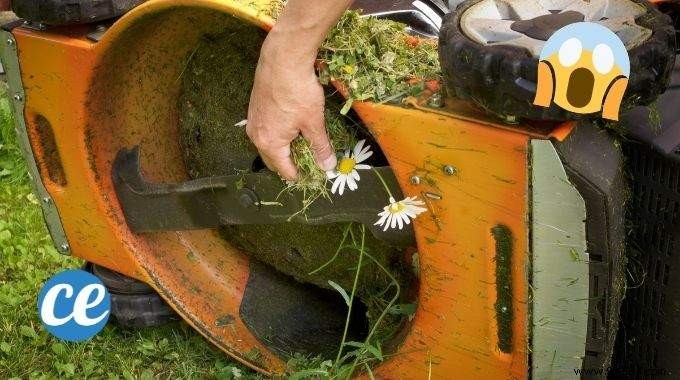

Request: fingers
left=301, top=114, right=337, bottom=172
left=246, top=125, right=299, bottom=181
left=261, top=144, right=299, bottom=181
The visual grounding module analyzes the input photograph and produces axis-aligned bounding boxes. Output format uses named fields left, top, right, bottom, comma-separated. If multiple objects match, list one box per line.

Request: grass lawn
left=0, top=87, right=255, bottom=379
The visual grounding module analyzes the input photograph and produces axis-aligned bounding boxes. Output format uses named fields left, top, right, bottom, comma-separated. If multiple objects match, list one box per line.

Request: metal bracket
left=113, top=146, right=415, bottom=246
left=0, top=29, right=71, bottom=254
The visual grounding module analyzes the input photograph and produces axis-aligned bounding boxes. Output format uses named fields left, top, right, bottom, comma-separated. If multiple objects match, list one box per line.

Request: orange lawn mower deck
left=2, top=0, right=661, bottom=378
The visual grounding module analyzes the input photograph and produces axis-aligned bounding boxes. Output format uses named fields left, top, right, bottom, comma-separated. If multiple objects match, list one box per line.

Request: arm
left=246, top=0, right=353, bottom=180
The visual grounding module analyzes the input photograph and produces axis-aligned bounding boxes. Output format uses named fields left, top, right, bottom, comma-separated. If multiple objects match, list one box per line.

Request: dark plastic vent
left=612, top=143, right=680, bottom=378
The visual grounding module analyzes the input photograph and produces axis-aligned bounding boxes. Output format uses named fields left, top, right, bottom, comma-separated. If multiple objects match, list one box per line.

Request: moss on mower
left=178, top=25, right=413, bottom=348
left=178, top=24, right=264, bottom=178
left=492, top=224, right=513, bottom=353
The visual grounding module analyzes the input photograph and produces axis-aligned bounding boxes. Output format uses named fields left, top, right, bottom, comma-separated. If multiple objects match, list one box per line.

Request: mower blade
left=112, top=146, right=415, bottom=246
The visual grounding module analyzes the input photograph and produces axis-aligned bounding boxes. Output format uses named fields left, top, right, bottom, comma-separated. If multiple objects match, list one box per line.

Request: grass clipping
left=290, top=10, right=441, bottom=198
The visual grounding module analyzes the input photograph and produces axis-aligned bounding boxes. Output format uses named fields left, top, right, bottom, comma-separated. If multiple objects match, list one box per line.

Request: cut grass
left=0, top=87, right=254, bottom=379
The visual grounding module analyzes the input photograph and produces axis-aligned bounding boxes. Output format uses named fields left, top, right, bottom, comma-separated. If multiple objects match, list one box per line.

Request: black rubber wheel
left=109, top=292, right=179, bottom=328
left=86, top=263, right=178, bottom=328
left=12, top=0, right=144, bottom=26
left=438, top=0, right=676, bottom=121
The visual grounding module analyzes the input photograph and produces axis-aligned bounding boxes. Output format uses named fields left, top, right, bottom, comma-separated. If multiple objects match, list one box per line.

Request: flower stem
left=308, top=223, right=352, bottom=275
left=372, top=168, right=394, bottom=200
left=333, top=224, right=366, bottom=371
left=346, top=249, right=401, bottom=376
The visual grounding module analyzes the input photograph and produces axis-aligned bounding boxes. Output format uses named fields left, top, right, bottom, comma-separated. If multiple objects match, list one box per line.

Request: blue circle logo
left=37, top=269, right=111, bottom=342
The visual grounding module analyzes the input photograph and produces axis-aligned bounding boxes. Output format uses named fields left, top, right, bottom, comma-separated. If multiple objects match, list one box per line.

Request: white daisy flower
left=375, top=196, right=427, bottom=231
left=326, top=139, right=373, bottom=195
left=234, top=119, right=248, bottom=127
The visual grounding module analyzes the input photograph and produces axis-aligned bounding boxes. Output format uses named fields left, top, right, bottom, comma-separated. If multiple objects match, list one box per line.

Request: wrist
left=263, top=26, right=320, bottom=66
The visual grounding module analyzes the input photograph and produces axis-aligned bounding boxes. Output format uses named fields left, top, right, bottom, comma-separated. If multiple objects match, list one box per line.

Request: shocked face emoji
left=533, top=22, right=630, bottom=121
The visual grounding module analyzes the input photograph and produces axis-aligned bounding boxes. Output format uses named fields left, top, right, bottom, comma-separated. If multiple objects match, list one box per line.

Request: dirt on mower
left=177, top=24, right=414, bottom=349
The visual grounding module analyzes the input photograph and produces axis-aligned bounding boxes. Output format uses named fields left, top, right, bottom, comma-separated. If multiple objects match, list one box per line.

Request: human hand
left=246, top=32, right=337, bottom=181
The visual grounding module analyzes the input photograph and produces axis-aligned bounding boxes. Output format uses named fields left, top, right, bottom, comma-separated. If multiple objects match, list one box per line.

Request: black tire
left=109, top=292, right=179, bottom=328
left=438, top=0, right=676, bottom=121
left=86, top=263, right=178, bottom=328
left=12, top=0, right=144, bottom=26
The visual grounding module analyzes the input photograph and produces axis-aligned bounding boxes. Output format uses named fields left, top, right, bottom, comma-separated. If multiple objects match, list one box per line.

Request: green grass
left=0, top=87, right=253, bottom=379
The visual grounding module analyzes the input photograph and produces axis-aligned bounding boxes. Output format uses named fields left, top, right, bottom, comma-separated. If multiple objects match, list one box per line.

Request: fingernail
left=319, top=155, right=337, bottom=171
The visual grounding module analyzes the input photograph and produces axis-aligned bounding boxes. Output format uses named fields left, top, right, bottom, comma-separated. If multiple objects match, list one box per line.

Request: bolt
left=42, top=196, right=51, bottom=204
left=424, top=192, right=442, bottom=200
left=443, top=165, right=456, bottom=176
left=504, top=115, right=519, bottom=124
left=428, top=92, right=444, bottom=108
left=13, top=93, right=22, bottom=102
left=58, top=243, right=70, bottom=253
left=501, top=306, right=508, bottom=313
left=237, top=189, right=258, bottom=209
left=239, top=193, right=254, bottom=208
left=6, top=38, right=13, bottom=46
left=410, top=175, right=421, bottom=185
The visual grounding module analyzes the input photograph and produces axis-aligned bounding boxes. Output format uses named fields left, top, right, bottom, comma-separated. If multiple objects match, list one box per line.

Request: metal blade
left=112, top=146, right=415, bottom=246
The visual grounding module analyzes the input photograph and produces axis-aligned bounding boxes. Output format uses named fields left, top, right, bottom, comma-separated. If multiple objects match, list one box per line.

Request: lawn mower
left=1, top=0, right=677, bottom=378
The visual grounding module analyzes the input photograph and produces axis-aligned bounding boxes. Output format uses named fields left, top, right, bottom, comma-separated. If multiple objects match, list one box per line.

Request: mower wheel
left=439, top=0, right=676, bottom=121
left=12, top=0, right=144, bottom=26
left=86, top=263, right=178, bottom=328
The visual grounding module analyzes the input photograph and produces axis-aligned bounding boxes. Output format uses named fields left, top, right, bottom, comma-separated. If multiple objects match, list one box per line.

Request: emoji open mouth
left=566, top=67, right=594, bottom=108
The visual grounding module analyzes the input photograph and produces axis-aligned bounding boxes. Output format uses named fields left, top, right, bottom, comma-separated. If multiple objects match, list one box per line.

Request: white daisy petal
left=331, top=176, right=342, bottom=194
left=403, top=214, right=411, bottom=225
left=355, top=164, right=371, bottom=170
left=383, top=214, right=393, bottom=231
left=355, top=150, right=373, bottom=163
left=326, top=171, right=339, bottom=179
left=407, top=205, right=428, bottom=214
left=351, top=170, right=360, bottom=181
left=375, top=212, right=389, bottom=226
left=396, top=214, right=404, bottom=230
left=344, top=149, right=351, bottom=158
left=388, top=197, right=396, bottom=204
left=338, top=176, right=347, bottom=195
left=353, top=139, right=366, bottom=157
left=346, top=175, right=357, bottom=191
left=403, top=209, right=417, bottom=219
left=390, top=213, right=398, bottom=229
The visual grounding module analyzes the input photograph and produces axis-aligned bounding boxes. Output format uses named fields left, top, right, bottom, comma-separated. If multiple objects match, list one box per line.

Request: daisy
left=327, top=139, right=373, bottom=195
left=375, top=196, right=427, bottom=231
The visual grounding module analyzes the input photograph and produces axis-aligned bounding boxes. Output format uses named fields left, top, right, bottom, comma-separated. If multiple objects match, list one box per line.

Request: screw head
left=237, top=188, right=258, bottom=208
left=504, top=115, right=519, bottom=124
left=501, top=306, right=508, bottom=313
left=410, top=176, right=421, bottom=185
left=443, top=165, right=456, bottom=176
left=58, top=243, right=70, bottom=253
left=42, top=197, right=51, bottom=204
left=13, top=93, right=22, bottom=102
left=6, top=38, right=13, bottom=46
left=427, top=93, right=444, bottom=108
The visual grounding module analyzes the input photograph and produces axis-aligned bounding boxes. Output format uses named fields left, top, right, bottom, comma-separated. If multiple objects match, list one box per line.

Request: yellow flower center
left=337, top=157, right=356, bottom=174
left=389, top=202, right=406, bottom=213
